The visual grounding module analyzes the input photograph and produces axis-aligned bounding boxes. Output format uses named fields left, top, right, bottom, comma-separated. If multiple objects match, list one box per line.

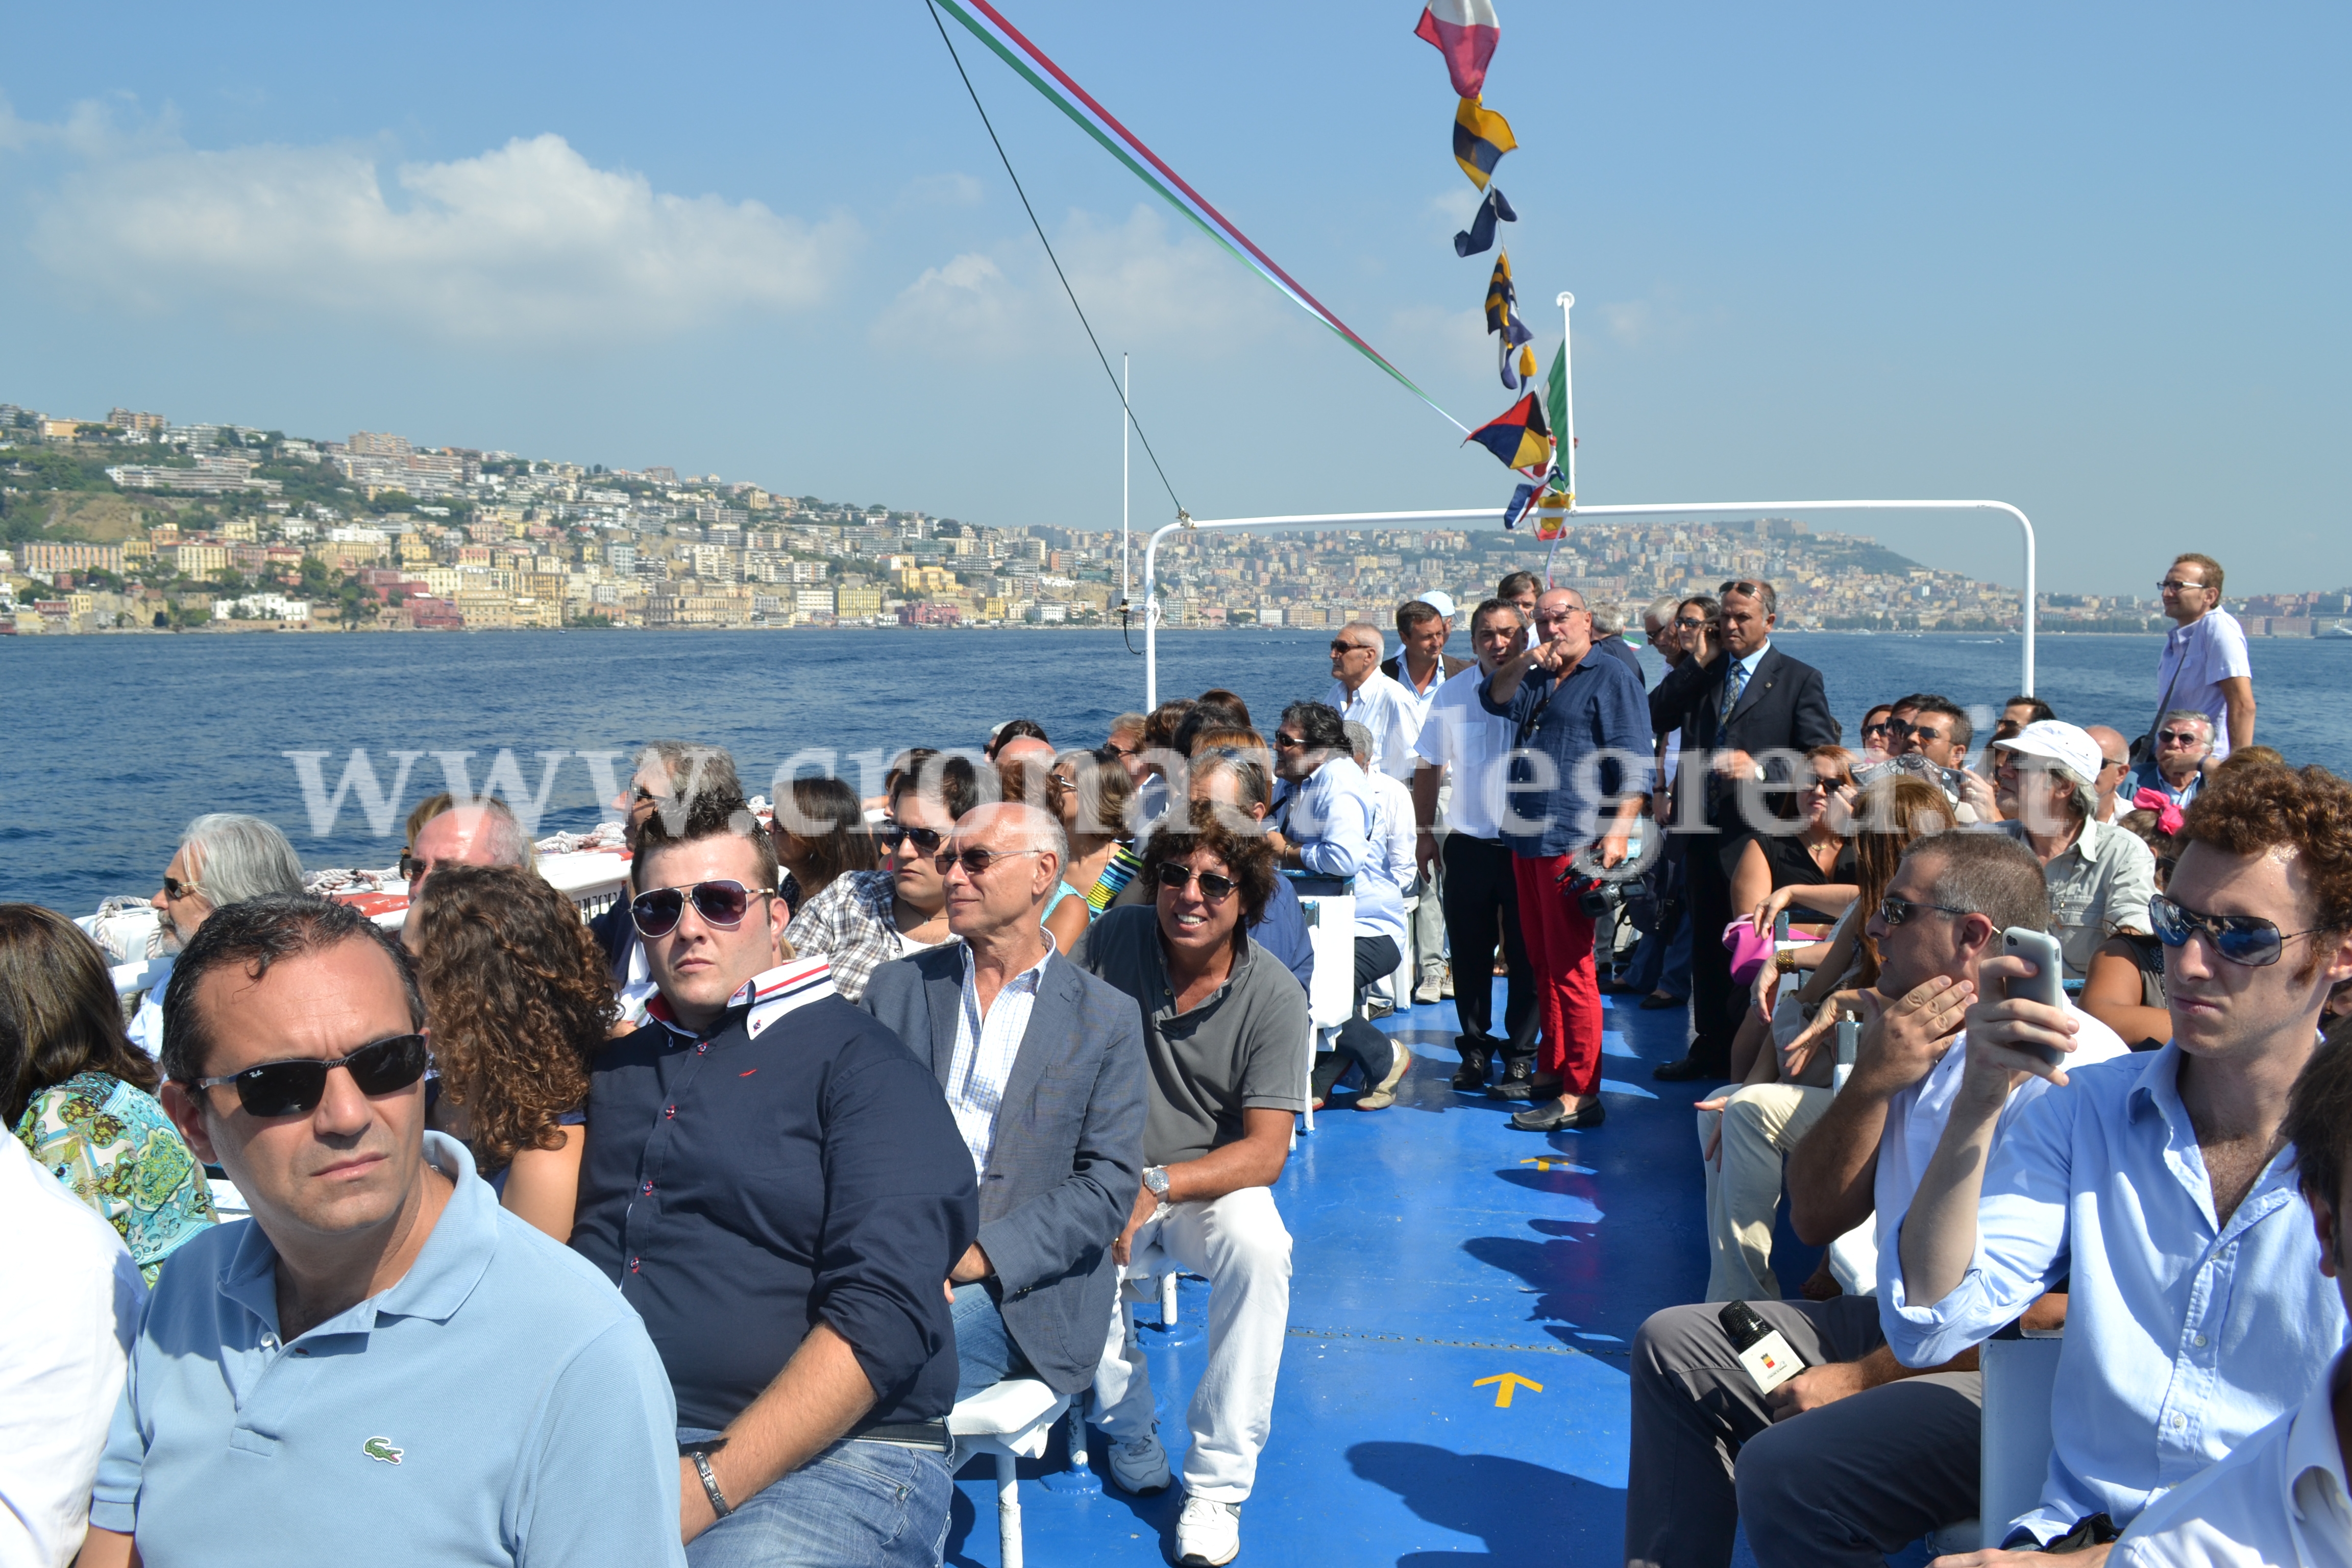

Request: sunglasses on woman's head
left=2148, top=893, right=2324, bottom=968
left=194, top=1033, right=431, bottom=1118
left=629, top=879, right=769, bottom=939
left=1155, top=863, right=1238, bottom=901
left=875, top=824, right=945, bottom=855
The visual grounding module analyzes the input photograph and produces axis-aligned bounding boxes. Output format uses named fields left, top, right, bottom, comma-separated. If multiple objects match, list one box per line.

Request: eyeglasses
left=194, top=1033, right=430, bottom=1118
left=1673, top=617, right=1710, bottom=630
left=1908, top=725, right=1946, bottom=743
left=1803, top=776, right=1852, bottom=793
left=2100, top=756, right=2130, bottom=772
left=1861, top=720, right=1892, bottom=737
left=1882, top=719, right=1916, bottom=737
left=1103, top=741, right=1139, bottom=760
left=934, top=846, right=1044, bottom=878
left=2148, top=893, right=2324, bottom=968
left=161, top=875, right=203, bottom=902
left=876, top=824, right=945, bottom=855
left=2156, top=730, right=2204, bottom=746
left=1155, top=862, right=1238, bottom=901
left=1272, top=732, right=1306, bottom=750
left=1330, top=641, right=1375, bottom=655
left=629, top=879, right=772, bottom=938
left=1875, top=893, right=1969, bottom=927
left=2157, top=578, right=2208, bottom=593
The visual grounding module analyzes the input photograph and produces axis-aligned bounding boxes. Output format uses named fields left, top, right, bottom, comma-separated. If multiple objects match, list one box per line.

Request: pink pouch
left=1723, top=919, right=1775, bottom=987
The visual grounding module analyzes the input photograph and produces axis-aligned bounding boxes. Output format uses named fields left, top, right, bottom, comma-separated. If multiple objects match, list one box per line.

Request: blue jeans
left=951, top=1280, right=1033, bottom=1401
left=1625, top=905, right=1692, bottom=998
left=678, top=1427, right=952, bottom=1568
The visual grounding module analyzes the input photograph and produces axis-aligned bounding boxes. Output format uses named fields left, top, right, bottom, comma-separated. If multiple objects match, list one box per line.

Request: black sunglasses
left=194, top=1033, right=430, bottom=1118
left=2149, top=893, right=2324, bottom=968
left=1155, top=863, right=1238, bottom=902
left=629, top=878, right=770, bottom=939
left=162, top=875, right=203, bottom=901
left=1271, top=732, right=1306, bottom=750
left=876, top=824, right=945, bottom=855
left=1876, top=893, right=1969, bottom=927
left=933, top=847, right=1044, bottom=878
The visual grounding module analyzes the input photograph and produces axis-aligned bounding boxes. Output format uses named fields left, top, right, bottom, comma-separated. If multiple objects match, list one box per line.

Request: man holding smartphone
left=1890, top=763, right=2352, bottom=1559
left=1626, top=835, right=2125, bottom=1568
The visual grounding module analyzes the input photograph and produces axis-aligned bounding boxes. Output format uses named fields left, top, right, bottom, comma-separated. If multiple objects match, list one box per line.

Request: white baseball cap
left=1994, top=720, right=2103, bottom=794
left=1420, top=591, right=1458, bottom=622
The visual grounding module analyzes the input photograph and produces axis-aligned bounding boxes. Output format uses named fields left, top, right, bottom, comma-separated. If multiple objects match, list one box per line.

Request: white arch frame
left=1139, top=498, right=2038, bottom=708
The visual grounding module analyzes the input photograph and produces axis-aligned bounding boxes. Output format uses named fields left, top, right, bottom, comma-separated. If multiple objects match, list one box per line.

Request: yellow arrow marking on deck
left=1520, top=1157, right=1564, bottom=1171
left=1474, top=1373, right=1544, bottom=1408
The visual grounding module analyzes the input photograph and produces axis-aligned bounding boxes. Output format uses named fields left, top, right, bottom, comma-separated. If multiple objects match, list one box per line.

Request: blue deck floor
left=942, top=982, right=1792, bottom=1567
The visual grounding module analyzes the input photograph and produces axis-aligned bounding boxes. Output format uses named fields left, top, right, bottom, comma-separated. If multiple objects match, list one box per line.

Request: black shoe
left=1451, top=1045, right=1493, bottom=1091
left=1484, top=1060, right=1539, bottom=1101
left=1651, top=1056, right=1720, bottom=1083
left=1511, top=1098, right=1606, bottom=1131
left=1639, top=991, right=1688, bottom=1011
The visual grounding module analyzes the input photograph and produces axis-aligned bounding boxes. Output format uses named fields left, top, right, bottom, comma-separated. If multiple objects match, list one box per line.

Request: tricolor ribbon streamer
left=932, top=0, right=1469, bottom=435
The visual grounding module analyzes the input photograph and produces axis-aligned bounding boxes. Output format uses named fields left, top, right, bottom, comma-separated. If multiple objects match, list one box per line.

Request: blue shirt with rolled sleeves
left=1479, top=651, right=1653, bottom=860
left=1880, top=1044, right=2346, bottom=1546
left=570, top=958, right=980, bottom=1432
left=89, top=1132, right=685, bottom=1568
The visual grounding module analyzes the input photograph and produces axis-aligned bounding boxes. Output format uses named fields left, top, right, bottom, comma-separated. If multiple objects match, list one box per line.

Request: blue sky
left=3, top=2, right=2345, bottom=594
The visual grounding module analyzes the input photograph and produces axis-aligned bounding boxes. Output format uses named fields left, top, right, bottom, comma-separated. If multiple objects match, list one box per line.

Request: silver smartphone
left=2000, top=927, right=2068, bottom=1069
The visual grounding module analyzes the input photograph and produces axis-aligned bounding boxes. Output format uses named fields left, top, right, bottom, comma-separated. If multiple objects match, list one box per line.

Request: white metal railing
left=1139, top=499, right=2040, bottom=706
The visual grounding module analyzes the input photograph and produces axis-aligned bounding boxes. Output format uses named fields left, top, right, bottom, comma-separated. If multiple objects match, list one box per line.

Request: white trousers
left=1091, top=1185, right=1292, bottom=1503
left=1696, top=1081, right=1832, bottom=1303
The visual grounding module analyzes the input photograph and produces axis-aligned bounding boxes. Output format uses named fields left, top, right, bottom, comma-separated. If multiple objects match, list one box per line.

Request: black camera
left=1557, top=868, right=1626, bottom=921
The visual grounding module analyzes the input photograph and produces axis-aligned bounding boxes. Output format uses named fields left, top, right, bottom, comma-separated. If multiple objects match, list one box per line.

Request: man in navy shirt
left=1481, top=586, right=1651, bottom=1130
left=572, top=791, right=978, bottom=1568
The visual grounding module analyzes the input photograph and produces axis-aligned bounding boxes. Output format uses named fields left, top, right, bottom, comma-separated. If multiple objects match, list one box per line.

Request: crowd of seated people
left=17, top=542, right=2352, bottom=1568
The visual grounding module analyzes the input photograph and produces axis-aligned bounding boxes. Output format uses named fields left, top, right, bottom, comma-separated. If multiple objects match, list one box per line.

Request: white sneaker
left=1413, top=974, right=1444, bottom=1005
left=1176, top=1494, right=1241, bottom=1566
left=1107, top=1431, right=1170, bottom=1496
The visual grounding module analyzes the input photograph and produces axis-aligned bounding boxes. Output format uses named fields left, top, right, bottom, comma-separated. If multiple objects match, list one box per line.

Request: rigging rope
left=923, top=0, right=1188, bottom=525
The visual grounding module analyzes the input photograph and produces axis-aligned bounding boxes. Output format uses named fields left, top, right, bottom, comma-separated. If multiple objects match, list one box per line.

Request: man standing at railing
left=1480, top=586, right=1650, bottom=1130
left=1647, top=579, right=1839, bottom=1083
left=1890, top=763, right=2352, bottom=1559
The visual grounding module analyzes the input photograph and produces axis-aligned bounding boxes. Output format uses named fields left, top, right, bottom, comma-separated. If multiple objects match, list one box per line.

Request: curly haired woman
left=3, top=903, right=215, bottom=1283
left=411, top=865, right=617, bottom=1243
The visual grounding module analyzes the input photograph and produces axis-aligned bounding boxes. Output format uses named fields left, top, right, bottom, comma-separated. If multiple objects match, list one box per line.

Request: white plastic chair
left=1295, top=890, right=1359, bottom=1135
left=1928, top=1332, right=2064, bottom=1556
left=947, top=1378, right=1072, bottom=1568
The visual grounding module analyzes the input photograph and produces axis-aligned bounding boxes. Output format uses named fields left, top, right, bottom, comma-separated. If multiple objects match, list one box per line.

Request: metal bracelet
left=692, top=1448, right=733, bottom=1520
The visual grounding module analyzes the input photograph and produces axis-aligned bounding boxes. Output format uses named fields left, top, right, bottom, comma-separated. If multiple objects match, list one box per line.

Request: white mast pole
left=1121, top=354, right=1131, bottom=609
left=1555, top=292, right=1577, bottom=506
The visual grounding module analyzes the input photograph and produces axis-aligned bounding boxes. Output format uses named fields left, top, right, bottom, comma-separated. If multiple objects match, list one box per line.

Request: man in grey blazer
left=861, top=801, right=1148, bottom=1405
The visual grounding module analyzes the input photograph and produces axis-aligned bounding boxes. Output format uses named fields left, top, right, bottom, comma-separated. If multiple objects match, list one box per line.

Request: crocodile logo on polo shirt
left=362, top=1436, right=404, bottom=1464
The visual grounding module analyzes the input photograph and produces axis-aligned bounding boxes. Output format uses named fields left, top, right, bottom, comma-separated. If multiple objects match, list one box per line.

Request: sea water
left=7, top=628, right=2346, bottom=915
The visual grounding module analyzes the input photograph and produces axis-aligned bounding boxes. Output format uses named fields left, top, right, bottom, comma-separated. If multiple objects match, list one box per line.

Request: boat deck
left=943, top=984, right=1818, bottom=1566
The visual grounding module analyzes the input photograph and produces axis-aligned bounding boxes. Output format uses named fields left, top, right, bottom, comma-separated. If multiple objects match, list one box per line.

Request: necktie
left=1720, top=660, right=1749, bottom=729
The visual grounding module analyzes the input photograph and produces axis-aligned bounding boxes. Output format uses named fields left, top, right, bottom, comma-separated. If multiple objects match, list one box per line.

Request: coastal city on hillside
left=5, top=401, right=2348, bottom=638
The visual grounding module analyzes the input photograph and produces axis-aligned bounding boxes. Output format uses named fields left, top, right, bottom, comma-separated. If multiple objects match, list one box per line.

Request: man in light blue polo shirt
left=78, top=894, right=684, bottom=1568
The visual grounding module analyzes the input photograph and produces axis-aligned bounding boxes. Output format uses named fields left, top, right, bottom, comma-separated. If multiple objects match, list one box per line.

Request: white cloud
left=897, top=172, right=986, bottom=210
left=27, top=125, right=859, bottom=339
left=883, top=204, right=1302, bottom=361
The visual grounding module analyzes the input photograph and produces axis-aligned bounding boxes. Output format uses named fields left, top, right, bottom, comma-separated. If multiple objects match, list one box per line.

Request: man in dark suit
left=860, top=802, right=1148, bottom=1408
left=1646, top=579, right=1839, bottom=1081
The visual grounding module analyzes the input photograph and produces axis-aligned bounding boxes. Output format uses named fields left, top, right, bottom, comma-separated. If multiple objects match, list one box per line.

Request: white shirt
left=1387, top=654, right=1451, bottom=729
left=2157, top=609, right=2252, bottom=762
left=1364, top=769, right=1420, bottom=895
left=2113, top=1346, right=2352, bottom=1568
left=1870, top=1003, right=2129, bottom=1275
left=945, top=943, right=1052, bottom=1174
left=1324, top=667, right=1422, bottom=782
left=1412, top=664, right=1518, bottom=841
left=0, top=1136, right=145, bottom=1568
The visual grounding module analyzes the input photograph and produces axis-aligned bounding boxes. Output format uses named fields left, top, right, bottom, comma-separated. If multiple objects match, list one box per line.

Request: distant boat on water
left=2326, top=621, right=2352, bottom=640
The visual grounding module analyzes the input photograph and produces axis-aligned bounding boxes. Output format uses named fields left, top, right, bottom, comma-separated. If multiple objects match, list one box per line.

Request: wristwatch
left=1142, top=1165, right=1171, bottom=1200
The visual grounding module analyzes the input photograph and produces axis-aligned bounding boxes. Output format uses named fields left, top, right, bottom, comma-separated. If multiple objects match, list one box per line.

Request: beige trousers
left=1695, top=1081, right=1834, bottom=1302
